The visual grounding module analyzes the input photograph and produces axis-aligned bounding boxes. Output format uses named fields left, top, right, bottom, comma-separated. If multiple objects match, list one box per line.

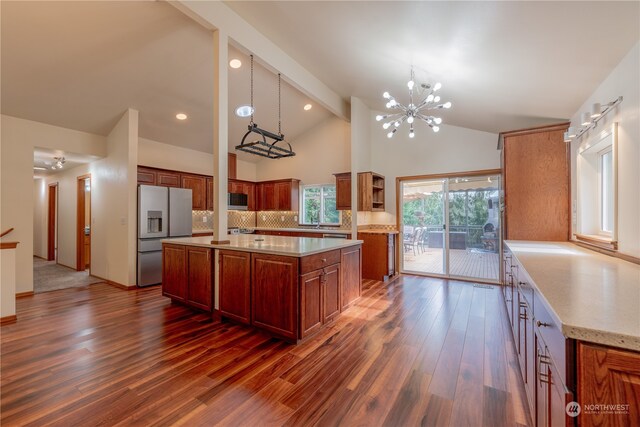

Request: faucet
left=315, top=216, right=321, bottom=229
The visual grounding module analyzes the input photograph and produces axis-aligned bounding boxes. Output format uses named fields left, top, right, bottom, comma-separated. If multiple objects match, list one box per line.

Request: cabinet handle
left=519, top=312, right=528, bottom=320
left=539, top=371, right=550, bottom=384
left=536, top=321, right=551, bottom=328
left=537, top=350, right=552, bottom=385
left=519, top=302, right=527, bottom=308
left=322, top=258, right=327, bottom=263
left=518, top=281, right=526, bottom=286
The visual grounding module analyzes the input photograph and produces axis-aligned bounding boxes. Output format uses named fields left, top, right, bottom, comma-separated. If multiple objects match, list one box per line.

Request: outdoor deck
left=403, top=247, right=500, bottom=282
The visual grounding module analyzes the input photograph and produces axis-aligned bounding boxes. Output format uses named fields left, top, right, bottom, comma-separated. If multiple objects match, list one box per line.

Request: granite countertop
left=164, top=234, right=362, bottom=257
left=505, top=240, right=640, bottom=351
left=357, top=229, right=399, bottom=235
left=253, top=227, right=351, bottom=235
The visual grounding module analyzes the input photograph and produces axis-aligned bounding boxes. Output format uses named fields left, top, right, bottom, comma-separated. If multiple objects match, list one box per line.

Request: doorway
left=77, top=174, right=91, bottom=271
left=398, top=170, right=502, bottom=283
left=47, top=183, right=58, bottom=261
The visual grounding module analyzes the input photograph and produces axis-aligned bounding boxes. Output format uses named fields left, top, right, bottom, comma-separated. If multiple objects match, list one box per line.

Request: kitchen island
left=162, top=235, right=362, bottom=343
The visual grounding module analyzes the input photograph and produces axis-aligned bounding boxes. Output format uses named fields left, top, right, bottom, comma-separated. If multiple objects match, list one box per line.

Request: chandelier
left=376, top=68, right=451, bottom=138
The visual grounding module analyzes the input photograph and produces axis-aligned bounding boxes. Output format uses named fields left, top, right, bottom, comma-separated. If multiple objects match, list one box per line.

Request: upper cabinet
left=334, top=172, right=352, bottom=210
left=257, top=179, right=300, bottom=211
left=229, top=179, right=256, bottom=211
left=157, top=170, right=181, bottom=187
left=228, top=153, right=237, bottom=180
left=501, top=123, right=569, bottom=241
left=181, top=174, right=207, bottom=210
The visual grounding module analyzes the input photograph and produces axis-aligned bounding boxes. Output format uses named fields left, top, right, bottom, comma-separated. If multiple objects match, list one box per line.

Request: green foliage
left=302, top=185, right=339, bottom=224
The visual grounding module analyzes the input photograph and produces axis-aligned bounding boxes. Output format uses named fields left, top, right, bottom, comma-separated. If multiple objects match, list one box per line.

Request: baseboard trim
left=16, top=291, right=34, bottom=298
left=0, top=315, right=17, bottom=325
left=90, top=275, right=137, bottom=290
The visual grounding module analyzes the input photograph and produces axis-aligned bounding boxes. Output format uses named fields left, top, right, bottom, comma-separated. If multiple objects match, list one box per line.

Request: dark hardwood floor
left=1, top=275, right=531, bottom=426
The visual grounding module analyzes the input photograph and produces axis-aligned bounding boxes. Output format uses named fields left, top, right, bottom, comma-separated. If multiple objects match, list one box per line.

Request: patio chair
left=403, top=227, right=423, bottom=255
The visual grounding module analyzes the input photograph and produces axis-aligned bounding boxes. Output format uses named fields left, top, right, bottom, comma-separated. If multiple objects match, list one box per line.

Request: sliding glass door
left=400, top=172, right=501, bottom=283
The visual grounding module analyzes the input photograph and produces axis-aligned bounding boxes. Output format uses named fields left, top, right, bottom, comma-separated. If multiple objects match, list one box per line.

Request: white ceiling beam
left=169, top=0, right=350, bottom=121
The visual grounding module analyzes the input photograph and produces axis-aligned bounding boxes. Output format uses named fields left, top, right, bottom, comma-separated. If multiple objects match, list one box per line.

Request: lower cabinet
left=251, top=253, right=299, bottom=341
left=577, top=342, right=640, bottom=427
left=358, top=232, right=397, bottom=281
left=219, top=250, right=251, bottom=324
left=162, top=244, right=213, bottom=312
left=340, top=245, right=362, bottom=310
left=300, top=263, right=340, bottom=339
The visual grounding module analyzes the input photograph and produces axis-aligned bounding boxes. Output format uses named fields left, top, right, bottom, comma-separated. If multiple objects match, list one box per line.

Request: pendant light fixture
left=377, top=67, right=451, bottom=139
left=235, top=57, right=295, bottom=159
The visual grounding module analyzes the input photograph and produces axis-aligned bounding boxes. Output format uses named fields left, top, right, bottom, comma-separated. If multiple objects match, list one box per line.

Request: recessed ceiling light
left=176, top=113, right=187, bottom=120
left=229, top=59, right=242, bottom=69
left=235, top=105, right=254, bottom=118
left=303, top=104, right=312, bottom=111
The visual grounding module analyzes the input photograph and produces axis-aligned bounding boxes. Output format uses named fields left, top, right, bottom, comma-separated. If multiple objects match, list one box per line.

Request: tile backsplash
left=192, top=210, right=352, bottom=230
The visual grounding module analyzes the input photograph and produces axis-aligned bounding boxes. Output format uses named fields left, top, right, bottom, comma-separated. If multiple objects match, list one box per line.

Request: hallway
left=33, top=256, right=102, bottom=293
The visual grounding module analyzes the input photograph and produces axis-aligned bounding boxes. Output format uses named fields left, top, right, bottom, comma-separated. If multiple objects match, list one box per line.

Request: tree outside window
left=301, top=184, right=340, bottom=225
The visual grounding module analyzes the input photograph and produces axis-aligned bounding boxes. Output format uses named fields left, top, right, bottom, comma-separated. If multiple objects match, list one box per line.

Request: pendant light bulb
left=409, top=131, right=415, bottom=138
left=387, top=131, right=394, bottom=138
left=434, top=117, right=442, bottom=124
left=385, top=102, right=391, bottom=109
left=426, top=94, right=434, bottom=103
left=434, top=96, right=441, bottom=103
left=433, top=82, right=442, bottom=92
left=407, top=115, right=414, bottom=124
left=383, top=122, right=390, bottom=130
left=407, top=80, right=415, bottom=90
left=443, top=102, right=452, bottom=109
left=433, top=126, right=440, bottom=133
left=383, top=91, right=390, bottom=99
left=389, top=99, right=397, bottom=107
left=394, top=121, right=400, bottom=127
left=376, top=115, right=384, bottom=122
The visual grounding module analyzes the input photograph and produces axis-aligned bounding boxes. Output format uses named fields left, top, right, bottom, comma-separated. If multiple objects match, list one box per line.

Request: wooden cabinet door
left=186, top=247, right=212, bottom=312
left=300, top=269, right=323, bottom=338
left=157, top=170, right=181, bottom=187
left=219, top=250, right=251, bottom=324
left=261, top=183, right=276, bottom=211
left=245, top=182, right=256, bottom=211
left=206, top=177, right=214, bottom=211
left=137, top=166, right=157, bottom=185
left=251, top=253, right=299, bottom=340
left=162, top=244, right=187, bottom=302
left=358, top=233, right=389, bottom=281
left=181, top=174, right=206, bottom=210
left=322, top=263, right=340, bottom=323
left=334, top=173, right=352, bottom=210
left=535, top=333, right=550, bottom=427
left=228, top=153, right=237, bottom=180
left=578, top=342, right=640, bottom=427
left=275, top=181, right=291, bottom=210
left=340, top=245, right=362, bottom=311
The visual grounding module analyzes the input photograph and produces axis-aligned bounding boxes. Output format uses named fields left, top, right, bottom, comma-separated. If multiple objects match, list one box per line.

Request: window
left=600, top=147, right=613, bottom=234
left=300, top=184, right=340, bottom=225
left=575, top=122, right=617, bottom=249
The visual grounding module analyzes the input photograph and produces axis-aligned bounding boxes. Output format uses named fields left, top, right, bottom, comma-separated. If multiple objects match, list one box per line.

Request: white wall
left=351, top=97, right=373, bottom=231
left=1, top=115, right=107, bottom=293
left=90, top=109, right=138, bottom=286
left=570, top=41, right=640, bottom=258
left=368, top=109, right=500, bottom=224
left=255, top=116, right=350, bottom=185
left=138, top=137, right=257, bottom=181
left=33, top=179, right=46, bottom=258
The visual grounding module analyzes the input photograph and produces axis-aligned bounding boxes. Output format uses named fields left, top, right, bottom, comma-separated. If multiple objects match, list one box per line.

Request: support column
left=212, top=30, right=229, bottom=244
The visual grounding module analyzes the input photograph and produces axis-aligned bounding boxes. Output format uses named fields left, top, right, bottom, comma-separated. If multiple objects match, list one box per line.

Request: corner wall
left=1, top=115, right=107, bottom=293
left=569, top=41, right=640, bottom=258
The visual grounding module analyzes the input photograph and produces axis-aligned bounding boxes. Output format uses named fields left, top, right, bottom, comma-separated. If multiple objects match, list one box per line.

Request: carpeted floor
left=33, top=257, right=103, bottom=293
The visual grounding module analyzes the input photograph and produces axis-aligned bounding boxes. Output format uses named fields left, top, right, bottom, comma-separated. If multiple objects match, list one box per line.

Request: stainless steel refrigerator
left=137, top=185, right=192, bottom=287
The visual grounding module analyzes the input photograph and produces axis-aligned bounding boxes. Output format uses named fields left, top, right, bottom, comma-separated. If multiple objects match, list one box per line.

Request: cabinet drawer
left=534, top=292, right=567, bottom=381
left=300, top=250, right=340, bottom=274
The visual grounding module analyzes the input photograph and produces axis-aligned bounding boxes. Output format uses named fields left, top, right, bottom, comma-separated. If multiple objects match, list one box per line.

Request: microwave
left=228, top=192, right=248, bottom=211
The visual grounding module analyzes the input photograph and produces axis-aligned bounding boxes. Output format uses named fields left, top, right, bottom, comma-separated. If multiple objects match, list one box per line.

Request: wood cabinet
left=219, top=250, right=251, bottom=324
left=577, top=343, right=640, bottom=427
left=334, top=172, right=352, bottom=210
left=162, top=244, right=213, bottom=312
left=251, top=253, right=299, bottom=340
left=256, top=179, right=300, bottom=211
left=186, top=246, right=213, bottom=311
left=206, top=177, right=214, bottom=211
left=137, top=166, right=157, bottom=185
left=501, top=123, right=570, bottom=241
left=157, top=170, right=180, bottom=187
left=228, top=152, right=237, bottom=180
left=357, top=232, right=397, bottom=281
left=358, top=172, right=385, bottom=212
left=300, top=262, right=341, bottom=338
left=340, top=245, right=362, bottom=310
left=181, top=174, right=207, bottom=210
left=162, top=243, right=187, bottom=302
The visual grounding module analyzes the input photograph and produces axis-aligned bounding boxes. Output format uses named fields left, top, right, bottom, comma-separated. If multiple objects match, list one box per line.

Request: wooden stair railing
left=0, top=228, right=15, bottom=238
